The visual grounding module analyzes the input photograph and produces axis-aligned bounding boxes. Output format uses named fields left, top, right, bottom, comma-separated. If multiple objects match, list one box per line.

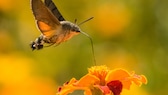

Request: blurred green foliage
left=0, top=0, right=168, bottom=95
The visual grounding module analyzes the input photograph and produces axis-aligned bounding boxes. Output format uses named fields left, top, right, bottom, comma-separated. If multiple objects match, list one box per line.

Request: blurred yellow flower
left=57, top=65, right=147, bottom=95
left=91, top=3, right=131, bottom=37
left=0, top=0, right=13, bottom=11
left=0, top=54, right=56, bottom=95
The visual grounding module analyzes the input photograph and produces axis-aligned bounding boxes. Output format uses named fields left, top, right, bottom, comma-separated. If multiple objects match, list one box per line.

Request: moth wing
left=45, top=0, right=65, bottom=21
left=31, top=0, right=61, bottom=37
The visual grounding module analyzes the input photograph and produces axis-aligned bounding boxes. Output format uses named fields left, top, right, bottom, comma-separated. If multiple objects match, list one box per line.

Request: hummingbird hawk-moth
left=30, top=0, right=93, bottom=50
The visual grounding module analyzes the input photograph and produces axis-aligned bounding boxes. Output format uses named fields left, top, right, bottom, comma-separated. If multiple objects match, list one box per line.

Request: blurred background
left=0, top=0, right=168, bottom=95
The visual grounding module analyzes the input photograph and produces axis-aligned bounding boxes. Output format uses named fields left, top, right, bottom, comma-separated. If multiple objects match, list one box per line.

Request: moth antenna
left=74, top=18, right=77, bottom=24
left=80, top=31, right=96, bottom=65
left=78, top=17, right=94, bottom=26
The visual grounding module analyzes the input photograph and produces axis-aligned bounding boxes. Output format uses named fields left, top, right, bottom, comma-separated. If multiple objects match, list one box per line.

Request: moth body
left=31, top=20, right=80, bottom=50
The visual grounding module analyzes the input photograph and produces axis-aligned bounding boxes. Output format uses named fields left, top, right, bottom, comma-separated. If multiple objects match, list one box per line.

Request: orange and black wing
left=44, top=0, right=65, bottom=21
left=31, top=0, right=61, bottom=37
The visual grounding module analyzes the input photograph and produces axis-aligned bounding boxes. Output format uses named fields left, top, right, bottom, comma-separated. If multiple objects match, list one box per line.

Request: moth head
left=60, top=21, right=81, bottom=33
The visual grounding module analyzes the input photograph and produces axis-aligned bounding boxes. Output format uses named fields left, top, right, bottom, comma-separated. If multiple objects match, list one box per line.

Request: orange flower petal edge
left=75, top=74, right=100, bottom=87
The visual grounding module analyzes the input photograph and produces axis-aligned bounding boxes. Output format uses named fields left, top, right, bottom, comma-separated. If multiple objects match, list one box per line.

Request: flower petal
left=105, top=68, right=147, bottom=90
left=96, top=85, right=111, bottom=94
left=76, top=74, right=100, bottom=87
left=105, top=68, right=131, bottom=82
left=57, top=78, right=78, bottom=95
left=131, top=74, right=148, bottom=86
left=105, top=68, right=132, bottom=89
left=57, top=75, right=100, bottom=95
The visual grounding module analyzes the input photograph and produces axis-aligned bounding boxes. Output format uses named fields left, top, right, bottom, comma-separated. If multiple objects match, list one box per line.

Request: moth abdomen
left=30, top=36, right=44, bottom=50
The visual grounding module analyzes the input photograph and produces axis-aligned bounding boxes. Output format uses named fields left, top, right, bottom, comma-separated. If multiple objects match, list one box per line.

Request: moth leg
left=44, top=43, right=55, bottom=47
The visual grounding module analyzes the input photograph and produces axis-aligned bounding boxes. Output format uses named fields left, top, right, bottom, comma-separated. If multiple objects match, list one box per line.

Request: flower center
left=88, top=65, right=109, bottom=85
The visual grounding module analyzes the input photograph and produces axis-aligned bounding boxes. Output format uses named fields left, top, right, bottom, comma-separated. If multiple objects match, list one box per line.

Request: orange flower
left=57, top=65, right=147, bottom=95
